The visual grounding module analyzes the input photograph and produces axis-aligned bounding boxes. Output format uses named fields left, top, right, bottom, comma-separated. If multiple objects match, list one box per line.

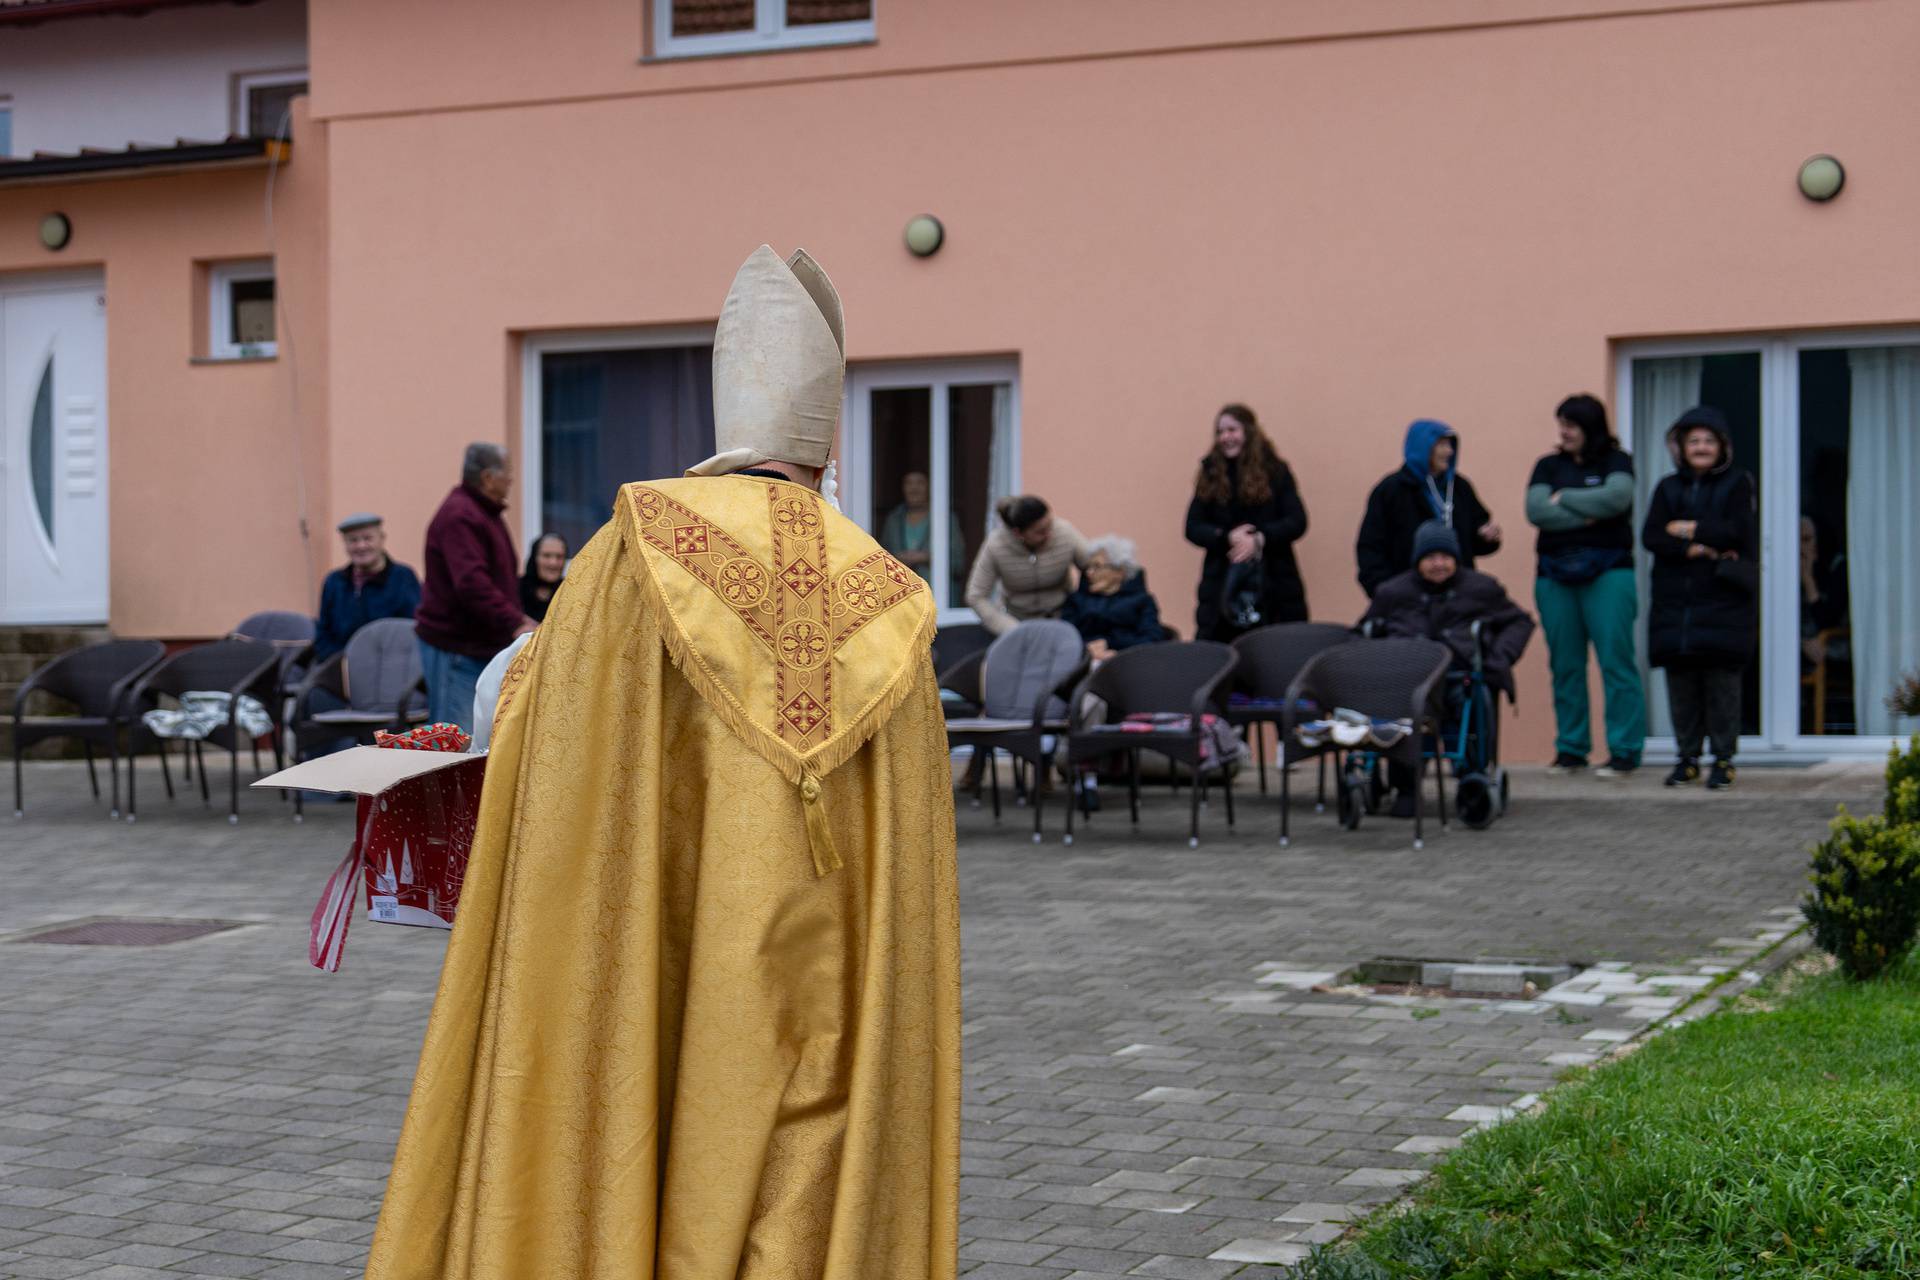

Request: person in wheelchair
left=1358, top=521, right=1535, bottom=817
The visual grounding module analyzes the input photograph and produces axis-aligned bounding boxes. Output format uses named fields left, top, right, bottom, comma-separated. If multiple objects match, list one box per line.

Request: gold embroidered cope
left=622, top=478, right=934, bottom=870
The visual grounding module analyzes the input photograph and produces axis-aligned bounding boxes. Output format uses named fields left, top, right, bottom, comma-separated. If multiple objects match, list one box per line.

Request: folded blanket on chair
left=142, top=692, right=274, bottom=741
left=1294, top=707, right=1413, bottom=750
left=1081, top=712, right=1250, bottom=768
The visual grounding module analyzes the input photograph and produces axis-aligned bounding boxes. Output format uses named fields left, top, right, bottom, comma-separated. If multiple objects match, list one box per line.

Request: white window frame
left=652, top=0, right=875, bottom=59
left=518, top=325, right=718, bottom=544
left=1615, top=325, right=1920, bottom=761
left=841, top=358, right=1021, bottom=626
left=208, top=259, right=277, bottom=359
left=232, top=68, right=308, bottom=139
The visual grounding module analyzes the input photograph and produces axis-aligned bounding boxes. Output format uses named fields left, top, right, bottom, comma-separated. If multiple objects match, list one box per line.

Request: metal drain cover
left=11, top=918, right=245, bottom=947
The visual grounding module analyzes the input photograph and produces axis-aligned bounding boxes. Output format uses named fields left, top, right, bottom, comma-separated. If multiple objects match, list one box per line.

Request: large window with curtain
left=535, top=342, right=716, bottom=553
left=1622, top=334, right=1920, bottom=753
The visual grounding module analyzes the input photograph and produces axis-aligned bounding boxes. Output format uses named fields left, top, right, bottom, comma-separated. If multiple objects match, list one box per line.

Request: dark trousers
left=1666, top=665, right=1741, bottom=762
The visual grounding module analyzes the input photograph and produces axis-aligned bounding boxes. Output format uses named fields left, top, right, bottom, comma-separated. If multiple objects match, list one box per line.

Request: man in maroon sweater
left=415, top=443, right=537, bottom=730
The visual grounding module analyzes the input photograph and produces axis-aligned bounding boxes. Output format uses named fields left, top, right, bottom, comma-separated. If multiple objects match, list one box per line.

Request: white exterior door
left=0, top=275, right=108, bottom=624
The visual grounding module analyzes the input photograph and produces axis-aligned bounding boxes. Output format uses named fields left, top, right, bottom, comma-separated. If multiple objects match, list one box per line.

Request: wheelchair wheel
left=1456, top=772, right=1496, bottom=830
left=1338, top=761, right=1367, bottom=831
left=1496, top=767, right=1511, bottom=816
left=1367, top=764, right=1389, bottom=815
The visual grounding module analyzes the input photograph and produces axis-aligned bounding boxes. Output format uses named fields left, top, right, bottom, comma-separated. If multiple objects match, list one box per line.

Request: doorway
left=1, top=273, right=108, bottom=625
left=1620, top=331, right=1920, bottom=756
left=840, top=359, right=1019, bottom=622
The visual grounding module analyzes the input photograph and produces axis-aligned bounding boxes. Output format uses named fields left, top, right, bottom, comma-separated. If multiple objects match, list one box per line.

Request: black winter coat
left=1356, top=470, right=1499, bottom=597
left=1641, top=467, right=1758, bottom=667
left=1184, top=458, right=1310, bottom=640
left=1060, top=572, right=1169, bottom=652
left=1357, top=569, right=1535, bottom=696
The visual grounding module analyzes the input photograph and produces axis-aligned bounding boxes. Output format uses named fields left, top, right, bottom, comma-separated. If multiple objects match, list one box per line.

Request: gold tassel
left=799, top=773, right=843, bottom=878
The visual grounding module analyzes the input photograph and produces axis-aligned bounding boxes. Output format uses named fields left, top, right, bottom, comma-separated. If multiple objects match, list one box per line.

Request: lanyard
left=1423, top=471, right=1455, bottom=524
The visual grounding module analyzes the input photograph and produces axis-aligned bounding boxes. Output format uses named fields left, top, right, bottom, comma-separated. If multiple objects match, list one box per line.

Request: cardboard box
left=255, top=746, right=486, bottom=971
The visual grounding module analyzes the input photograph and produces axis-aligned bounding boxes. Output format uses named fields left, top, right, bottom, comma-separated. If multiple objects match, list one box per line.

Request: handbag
left=1221, top=559, right=1266, bottom=630
left=1715, top=555, right=1759, bottom=595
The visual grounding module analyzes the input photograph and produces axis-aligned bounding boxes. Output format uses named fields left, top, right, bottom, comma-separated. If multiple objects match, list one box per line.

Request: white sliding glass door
left=1619, top=330, right=1920, bottom=757
left=840, top=360, right=1019, bottom=623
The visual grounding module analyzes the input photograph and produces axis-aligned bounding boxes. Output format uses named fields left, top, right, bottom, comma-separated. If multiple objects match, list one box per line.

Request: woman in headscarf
left=518, top=532, right=568, bottom=624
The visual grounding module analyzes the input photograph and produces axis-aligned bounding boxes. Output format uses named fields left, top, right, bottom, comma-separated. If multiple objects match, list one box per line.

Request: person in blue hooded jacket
left=1356, top=419, right=1502, bottom=597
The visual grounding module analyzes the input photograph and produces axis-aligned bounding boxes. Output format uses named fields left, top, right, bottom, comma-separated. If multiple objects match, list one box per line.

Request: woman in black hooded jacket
left=1642, top=405, right=1757, bottom=790
left=1183, top=403, right=1309, bottom=640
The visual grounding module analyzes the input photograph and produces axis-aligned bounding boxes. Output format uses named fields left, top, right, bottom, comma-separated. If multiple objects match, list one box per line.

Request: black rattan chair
left=123, top=639, right=284, bottom=823
left=944, top=620, right=1088, bottom=841
left=1063, top=640, right=1239, bottom=848
left=1228, top=623, right=1357, bottom=797
left=1283, top=637, right=1452, bottom=849
left=232, top=610, right=316, bottom=703
left=11, top=639, right=165, bottom=819
left=286, top=618, right=427, bottom=818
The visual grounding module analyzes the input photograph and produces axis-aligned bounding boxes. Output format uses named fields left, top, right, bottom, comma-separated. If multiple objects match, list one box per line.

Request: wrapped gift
left=254, top=726, right=485, bottom=971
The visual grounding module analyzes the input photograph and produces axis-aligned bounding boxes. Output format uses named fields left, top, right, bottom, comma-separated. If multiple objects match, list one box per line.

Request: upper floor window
left=210, top=260, right=277, bottom=359
left=234, top=70, right=308, bottom=140
left=654, top=0, right=873, bottom=59
left=0, top=98, right=12, bottom=158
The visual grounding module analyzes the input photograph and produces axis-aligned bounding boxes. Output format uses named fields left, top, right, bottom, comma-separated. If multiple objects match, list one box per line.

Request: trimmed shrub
left=1887, top=733, right=1920, bottom=828
left=1803, top=808, right=1920, bottom=980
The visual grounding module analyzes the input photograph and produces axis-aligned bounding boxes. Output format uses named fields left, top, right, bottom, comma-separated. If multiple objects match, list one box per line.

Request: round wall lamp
left=1797, top=154, right=1845, bottom=202
left=904, top=214, right=945, bottom=258
left=38, top=212, right=72, bottom=252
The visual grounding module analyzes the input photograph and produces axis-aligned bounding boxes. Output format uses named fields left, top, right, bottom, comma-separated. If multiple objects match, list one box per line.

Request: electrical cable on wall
left=263, top=103, right=316, bottom=603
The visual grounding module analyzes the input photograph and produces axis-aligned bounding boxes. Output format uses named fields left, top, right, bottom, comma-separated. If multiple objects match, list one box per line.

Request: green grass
left=1297, top=950, right=1920, bottom=1279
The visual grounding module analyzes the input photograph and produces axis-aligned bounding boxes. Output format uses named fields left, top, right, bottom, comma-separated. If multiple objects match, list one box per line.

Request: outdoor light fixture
left=904, top=214, right=944, bottom=257
left=38, top=212, right=71, bottom=251
left=1797, top=154, right=1845, bottom=202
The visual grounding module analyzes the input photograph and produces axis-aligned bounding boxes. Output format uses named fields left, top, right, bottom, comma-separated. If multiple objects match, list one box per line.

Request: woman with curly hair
left=1183, top=403, right=1310, bottom=640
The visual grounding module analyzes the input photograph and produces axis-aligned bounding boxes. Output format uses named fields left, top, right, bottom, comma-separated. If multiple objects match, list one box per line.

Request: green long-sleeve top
left=1525, top=450, right=1636, bottom=557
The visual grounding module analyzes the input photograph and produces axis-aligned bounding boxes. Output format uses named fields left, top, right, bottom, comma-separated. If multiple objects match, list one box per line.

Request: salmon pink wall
left=0, top=99, right=329, bottom=637
left=314, top=0, right=1916, bottom=757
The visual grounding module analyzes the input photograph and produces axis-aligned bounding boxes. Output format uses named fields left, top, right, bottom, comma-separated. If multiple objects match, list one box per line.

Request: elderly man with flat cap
left=314, top=513, right=421, bottom=664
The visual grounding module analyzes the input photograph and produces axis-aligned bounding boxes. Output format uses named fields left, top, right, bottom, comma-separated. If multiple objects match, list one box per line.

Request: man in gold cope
left=364, top=246, right=961, bottom=1280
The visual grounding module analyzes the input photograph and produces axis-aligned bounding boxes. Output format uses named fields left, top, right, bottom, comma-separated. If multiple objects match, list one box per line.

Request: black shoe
left=1389, top=789, right=1417, bottom=819
left=1594, top=757, right=1638, bottom=778
left=1664, top=760, right=1700, bottom=787
left=1706, top=760, right=1735, bottom=790
left=1547, top=752, right=1586, bottom=775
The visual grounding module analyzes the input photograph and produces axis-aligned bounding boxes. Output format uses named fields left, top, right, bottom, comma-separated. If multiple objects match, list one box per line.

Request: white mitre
left=686, top=244, right=846, bottom=477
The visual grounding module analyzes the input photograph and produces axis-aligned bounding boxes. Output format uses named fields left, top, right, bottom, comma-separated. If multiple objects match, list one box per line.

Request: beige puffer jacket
left=963, top=518, right=1090, bottom=635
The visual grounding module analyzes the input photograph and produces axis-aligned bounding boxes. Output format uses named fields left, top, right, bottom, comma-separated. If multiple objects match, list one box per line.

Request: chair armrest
left=104, top=655, right=162, bottom=724
left=1188, top=651, right=1240, bottom=722
left=11, top=664, right=47, bottom=720
left=290, top=653, right=345, bottom=720
left=1469, top=619, right=1486, bottom=673
left=396, top=675, right=427, bottom=726
left=1410, top=652, right=1452, bottom=729
left=939, top=650, right=985, bottom=703
left=1281, top=659, right=1322, bottom=736
left=1031, top=653, right=1092, bottom=729
left=1066, top=667, right=1107, bottom=734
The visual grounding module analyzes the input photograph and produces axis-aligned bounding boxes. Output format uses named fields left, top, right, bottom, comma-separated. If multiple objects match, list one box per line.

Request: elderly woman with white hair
left=1060, top=534, right=1170, bottom=660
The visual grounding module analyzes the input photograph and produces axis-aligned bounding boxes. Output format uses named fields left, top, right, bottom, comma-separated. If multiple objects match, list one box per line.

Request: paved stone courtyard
left=0, top=757, right=1879, bottom=1279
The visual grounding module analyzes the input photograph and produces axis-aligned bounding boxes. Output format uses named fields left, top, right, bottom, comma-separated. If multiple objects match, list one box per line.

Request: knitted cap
left=1411, top=520, right=1461, bottom=566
